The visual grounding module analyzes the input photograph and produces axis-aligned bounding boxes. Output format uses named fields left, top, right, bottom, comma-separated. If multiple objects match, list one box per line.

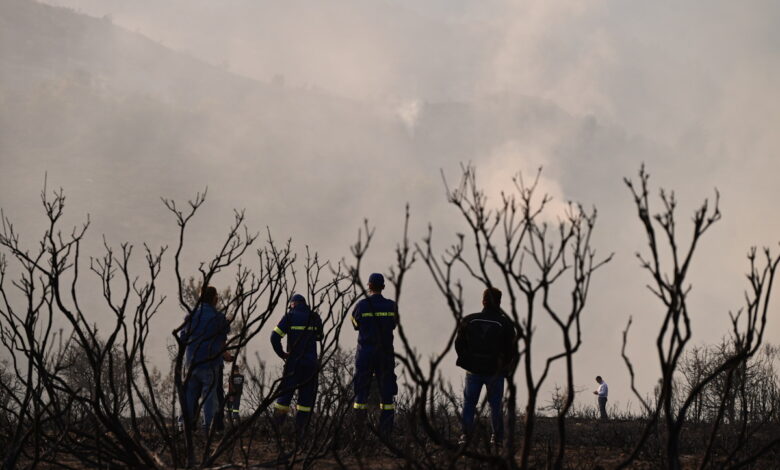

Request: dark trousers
left=226, top=394, right=241, bottom=421
left=214, top=365, right=225, bottom=430
left=462, top=372, right=505, bottom=440
left=275, top=361, right=318, bottom=410
left=354, top=350, right=397, bottom=435
left=274, top=362, right=318, bottom=438
left=598, top=396, right=608, bottom=421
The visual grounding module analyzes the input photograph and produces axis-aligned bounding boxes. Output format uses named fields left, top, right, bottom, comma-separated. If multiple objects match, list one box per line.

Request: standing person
left=270, top=294, right=323, bottom=439
left=455, top=287, right=519, bottom=448
left=226, top=363, right=245, bottom=424
left=351, top=273, right=398, bottom=437
left=593, top=376, right=608, bottom=421
left=182, top=285, right=230, bottom=432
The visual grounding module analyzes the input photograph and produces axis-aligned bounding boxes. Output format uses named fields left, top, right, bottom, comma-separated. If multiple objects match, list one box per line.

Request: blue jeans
left=462, top=372, right=505, bottom=440
left=185, top=364, right=221, bottom=430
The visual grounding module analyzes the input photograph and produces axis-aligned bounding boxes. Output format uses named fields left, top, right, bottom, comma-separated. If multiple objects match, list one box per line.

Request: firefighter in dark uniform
left=270, top=293, right=323, bottom=438
left=226, top=363, right=244, bottom=424
left=351, top=273, right=398, bottom=436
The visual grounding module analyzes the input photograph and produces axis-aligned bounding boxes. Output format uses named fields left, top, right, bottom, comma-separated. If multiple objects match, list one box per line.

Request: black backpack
left=458, top=316, right=508, bottom=375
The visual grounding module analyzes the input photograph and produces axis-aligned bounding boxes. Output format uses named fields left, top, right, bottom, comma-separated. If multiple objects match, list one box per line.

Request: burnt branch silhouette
left=0, top=166, right=778, bottom=469
left=619, top=165, right=780, bottom=470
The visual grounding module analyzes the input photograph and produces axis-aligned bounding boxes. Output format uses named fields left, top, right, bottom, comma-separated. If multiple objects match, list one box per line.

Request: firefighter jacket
left=271, top=304, right=323, bottom=366
left=351, top=294, right=398, bottom=356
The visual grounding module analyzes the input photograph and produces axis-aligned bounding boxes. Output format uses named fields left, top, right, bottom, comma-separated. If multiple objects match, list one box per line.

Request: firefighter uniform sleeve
left=351, top=303, right=361, bottom=331
left=270, top=313, right=290, bottom=359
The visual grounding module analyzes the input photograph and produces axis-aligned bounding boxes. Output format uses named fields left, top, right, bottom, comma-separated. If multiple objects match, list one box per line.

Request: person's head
left=200, top=285, right=218, bottom=306
left=289, top=293, right=306, bottom=309
left=482, top=287, right=502, bottom=309
left=368, top=273, right=385, bottom=293
left=595, top=376, right=603, bottom=384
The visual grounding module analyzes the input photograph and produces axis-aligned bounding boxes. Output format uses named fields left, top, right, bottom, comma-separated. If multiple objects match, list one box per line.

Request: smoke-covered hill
left=0, top=0, right=671, bottom=372
left=0, top=0, right=650, bottom=252
left=1, top=0, right=414, bottom=244
left=5, top=0, right=777, bottom=401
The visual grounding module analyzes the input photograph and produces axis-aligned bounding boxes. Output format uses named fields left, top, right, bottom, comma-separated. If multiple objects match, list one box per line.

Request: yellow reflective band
left=351, top=316, right=358, bottom=327
left=274, top=403, right=290, bottom=411
left=380, top=403, right=395, bottom=410
left=353, top=403, right=368, bottom=410
left=273, top=327, right=286, bottom=337
left=231, top=409, right=240, bottom=412
left=290, top=326, right=318, bottom=331
left=297, top=405, right=312, bottom=412
left=361, top=312, right=395, bottom=318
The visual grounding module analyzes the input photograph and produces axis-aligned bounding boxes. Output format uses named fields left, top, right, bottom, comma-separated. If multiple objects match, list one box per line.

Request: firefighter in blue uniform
left=270, top=293, right=323, bottom=438
left=351, top=273, right=398, bottom=436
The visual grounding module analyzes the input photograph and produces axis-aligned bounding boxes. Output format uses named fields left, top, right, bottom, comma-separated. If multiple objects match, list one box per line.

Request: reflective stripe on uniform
left=274, top=402, right=290, bottom=411
left=353, top=402, right=368, bottom=410
left=351, top=316, right=358, bottom=327
left=273, top=326, right=286, bottom=337
left=360, top=312, right=395, bottom=318
left=289, top=326, right=318, bottom=331
left=297, top=404, right=313, bottom=412
left=380, top=403, right=395, bottom=410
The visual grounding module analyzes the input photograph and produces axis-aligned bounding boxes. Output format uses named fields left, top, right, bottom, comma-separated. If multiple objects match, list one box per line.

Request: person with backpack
left=270, top=293, right=323, bottom=439
left=455, top=287, right=519, bottom=448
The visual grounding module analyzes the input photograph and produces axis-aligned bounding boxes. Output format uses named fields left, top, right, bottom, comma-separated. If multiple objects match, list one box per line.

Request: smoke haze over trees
left=2, top=0, right=780, bottom=432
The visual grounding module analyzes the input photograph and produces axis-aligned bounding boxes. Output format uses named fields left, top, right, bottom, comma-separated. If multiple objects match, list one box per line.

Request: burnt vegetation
left=1, top=165, right=778, bottom=469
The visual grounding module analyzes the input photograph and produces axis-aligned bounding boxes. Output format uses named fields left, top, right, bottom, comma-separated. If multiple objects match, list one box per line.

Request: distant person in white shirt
left=593, top=376, right=608, bottom=421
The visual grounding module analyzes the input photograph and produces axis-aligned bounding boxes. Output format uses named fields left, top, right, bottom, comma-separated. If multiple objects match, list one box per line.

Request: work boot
left=378, top=407, right=395, bottom=437
left=273, top=409, right=288, bottom=429
left=490, top=434, right=504, bottom=453
left=348, top=411, right=369, bottom=454
left=294, top=411, right=311, bottom=442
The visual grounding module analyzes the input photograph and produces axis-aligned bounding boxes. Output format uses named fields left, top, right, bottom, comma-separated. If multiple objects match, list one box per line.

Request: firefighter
left=351, top=273, right=398, bottom=437
left=226, top=363, right=244, bottom=424
left=270, top=293, right=323, bottom=439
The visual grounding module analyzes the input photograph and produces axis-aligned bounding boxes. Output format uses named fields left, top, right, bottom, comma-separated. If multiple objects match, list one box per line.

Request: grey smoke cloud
left=2, top=0, right=779, bottom=411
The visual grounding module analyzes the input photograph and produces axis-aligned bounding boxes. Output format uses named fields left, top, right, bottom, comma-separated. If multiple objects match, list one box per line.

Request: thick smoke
left=2, top=0, right=779, bottom=410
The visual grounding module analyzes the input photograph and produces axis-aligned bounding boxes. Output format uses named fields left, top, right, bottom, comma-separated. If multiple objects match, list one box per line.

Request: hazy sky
left=2, top=0, right=779, bottom=412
